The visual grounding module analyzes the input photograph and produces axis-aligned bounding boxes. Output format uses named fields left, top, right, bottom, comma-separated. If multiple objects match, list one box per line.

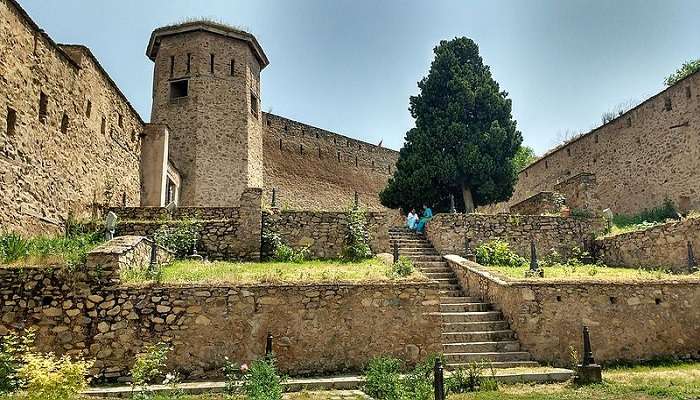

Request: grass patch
left=484, top=264, right=700, bottom=282
left=122, top=258, right=425, bottom=285
left=449, top=361, right=700, bottom=399
left=0, top=232, right=103, bottom=268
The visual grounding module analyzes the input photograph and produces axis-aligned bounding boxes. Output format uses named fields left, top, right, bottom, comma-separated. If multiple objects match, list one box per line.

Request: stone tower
left=147, top=21, right=269, bottom=206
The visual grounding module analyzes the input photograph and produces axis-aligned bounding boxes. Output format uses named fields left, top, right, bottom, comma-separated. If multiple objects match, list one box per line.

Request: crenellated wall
left=262, top=113, right=399, bottom=211
left=0, top=0, right=143, bottom=235
left=481, top=71, right=700, bottom=216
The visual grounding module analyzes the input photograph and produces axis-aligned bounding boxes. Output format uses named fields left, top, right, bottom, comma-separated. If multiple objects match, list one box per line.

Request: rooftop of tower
left=146, top=19, right=269, bottom=68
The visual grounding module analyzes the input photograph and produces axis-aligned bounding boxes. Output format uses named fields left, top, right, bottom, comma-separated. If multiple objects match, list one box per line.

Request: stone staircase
left=389, top=227, right=538, bottom=370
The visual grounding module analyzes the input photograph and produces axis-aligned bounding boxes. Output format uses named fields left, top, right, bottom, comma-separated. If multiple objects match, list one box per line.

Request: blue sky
left=20, top=0, right=700, bottom=154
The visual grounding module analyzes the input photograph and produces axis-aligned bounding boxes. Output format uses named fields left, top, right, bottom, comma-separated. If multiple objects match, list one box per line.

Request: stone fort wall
left=0, top=0, right=143, bottom=235
left=482, top=71, right=700, bottom=216
left=262, top=113, right=399, bottom=211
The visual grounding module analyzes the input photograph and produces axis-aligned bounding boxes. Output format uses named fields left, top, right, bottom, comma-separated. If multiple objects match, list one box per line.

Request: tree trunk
left=462, top=183, right=475, bottom=214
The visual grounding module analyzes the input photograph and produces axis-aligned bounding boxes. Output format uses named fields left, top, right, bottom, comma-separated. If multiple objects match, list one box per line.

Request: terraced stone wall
left=445, top=255, right=700, bottom=366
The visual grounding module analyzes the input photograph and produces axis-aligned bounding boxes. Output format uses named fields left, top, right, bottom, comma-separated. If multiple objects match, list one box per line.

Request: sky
left=19, top=0, right=700, bottom=154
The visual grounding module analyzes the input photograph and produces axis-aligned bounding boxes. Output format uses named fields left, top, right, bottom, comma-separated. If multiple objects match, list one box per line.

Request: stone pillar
left=239, top=188, right=264, bottom=260
left=139, top=124, right=170, bottom=207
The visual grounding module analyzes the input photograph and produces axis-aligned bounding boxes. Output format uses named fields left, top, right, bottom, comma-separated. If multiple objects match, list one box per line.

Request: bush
left=390, top=256, right=414, bottom=278
left=0, top=233, right=29, bottom=264
left=153, top=220, right=201, bottom=258
left=612, top=198, right=679, bottom=228
left=243, top=358, right=284, bottom=400
left=400, top=354, right=441, bottom=400
left=445, top=361, right=498, bottom=393
left=131, top=342, right=170, bottom=387
left=0, top=328, right=35, bottom=394
left=18, top=353, right=93, bottom=400
left=363, top=357, right=403, bottom=400
left=475, top=240, right=527, bottom=268
left=263, top=227, right=309, bottom=263
left=342, top=207, right=372, bottom=262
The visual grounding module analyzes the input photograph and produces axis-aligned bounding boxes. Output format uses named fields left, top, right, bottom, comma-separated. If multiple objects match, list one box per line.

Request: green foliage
left=400, top=354, right=442, bottom=400
left=0, top=329, right=35, bottom=393
left=0, top=232, right=101, bottom=268
left=262, top=227, right=310, bottom=263
left=390, top=256, right=414, bottom=278
left=512, top=146, right=537, bottom=172
left=475, top=240, right=527, bottom=268
left=363, top=357, right=403, bottom=400
left=242, top=358, right=284, bottom=400
left=153, top=220, right=201, bottom=258
left=381, top=37, right=522, bottom=212
left=665, top=58, right=700, bottom=86
left=0, top=233, right=28, bottom=264
left=445, top=361, right=498, bottom=394
left=17, top=352, right=93, bottom=400
left=612, top=198, right=679, bottom=228
left=131, top=343, right=171, bottom=387
left=571, top=208, right=595, bottom=219
left=342, top=207, right=372, bottom=262
left=539, top=246, right=590, bottom=269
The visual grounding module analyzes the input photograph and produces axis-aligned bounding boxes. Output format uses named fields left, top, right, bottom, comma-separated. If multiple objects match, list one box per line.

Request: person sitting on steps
left=415, top=205, right=433, bottom=233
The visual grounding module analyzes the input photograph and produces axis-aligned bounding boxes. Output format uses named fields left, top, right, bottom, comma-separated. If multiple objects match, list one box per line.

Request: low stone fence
left=0, top=237, right=441, bottom=381
left=595, top=217, right=700, bottom=272
left=262, top=210, right=392, bottom=259
left=509, top=191, right=565, bottom=215
left=425, top=213, right=604, bottom=258
left=445, top=255, right=700, bottom=366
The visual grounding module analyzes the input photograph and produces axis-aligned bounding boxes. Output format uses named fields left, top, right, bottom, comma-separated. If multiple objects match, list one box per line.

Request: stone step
left=406, top=255, right=443, bottom=262
left=391, top=241, right=433, bottom=246
left=439, top=289, right=465, bottom=297
left=440, top=296, right=482, bottom=304
left=443, top=341, right=521, bottom=353
left=438, top=283, right=462, bottom=291
left=442, top=321, right=510, bottom=332
left=446, top=360, right=540, bottom=370
left=423, top=272, right=455, bottom=279
left=438, top=311, right=503, bottom=323
left=439, top=303, right=490, bottom=313
left=420, top=269, right=453, bottom=276
left=443, top=351, right=532, bottom=364
left=442, top=330, right=515, bottom=343
left=415, top=263, right=449, bottom=269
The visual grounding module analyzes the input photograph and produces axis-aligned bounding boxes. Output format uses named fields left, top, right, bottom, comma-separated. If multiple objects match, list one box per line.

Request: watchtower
left=147, top=21, right=269, bottom=206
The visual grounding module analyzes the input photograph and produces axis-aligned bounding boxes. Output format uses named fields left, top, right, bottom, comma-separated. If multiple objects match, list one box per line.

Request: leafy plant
left=612, top=198, right=679, bottom=228
left=0, top=233, right=29, bottom=264
left=342, top=207, right=372, bottom=262
left=445, top=360, right=498, bottom=393
left=390, top=256, right=414, bottom=278
left=263, top=226, right=310, bottom=263
left=400, top=354, right=442, bottom=400
left=568, top=345, right=581, bottom=370
left=363, top=357, right=403, bottom=400
left=665, top=58, right=700, bottom=86
left=571, top=208, right=595, bottom=219
left=475, top=240, right=527, bottom=268
left=0, top=328, right=35, bottom=393
left=242, top=358, right=284, bottom=400
left=153, top=220, right=201, bottom=258
left=131, top=342, right=171, bottom=387
left=18, top=352, right=93, bottom=400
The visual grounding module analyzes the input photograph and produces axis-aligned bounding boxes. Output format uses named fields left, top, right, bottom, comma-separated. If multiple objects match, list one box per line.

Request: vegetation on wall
left=612, top=198, right=679, bottom=228
left=153, top=219, right=202, bottom=258
left=380, top=37, right=523, bottom=213
left=665, top=58, right=700, bottom=86
left=475, top=240, right=527, bottom=268
left=342, top=207, right=372, bottom=262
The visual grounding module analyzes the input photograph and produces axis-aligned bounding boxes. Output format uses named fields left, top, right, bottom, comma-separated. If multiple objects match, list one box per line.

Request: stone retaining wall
left=509, top=192, right=565, bottom=215
left=425, top=213, right=604, bottom=258
left=445, top=255, right=700, bottom=365
left=595, top=217, right=700, bottom=272
left=0, top=237, right=441, bottom=381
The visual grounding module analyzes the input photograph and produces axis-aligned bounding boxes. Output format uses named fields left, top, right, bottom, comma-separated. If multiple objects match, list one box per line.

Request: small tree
left=512, top=146, right=536, bottom=172
left=381, top=37, right=522, bottom=212
left=665, top=59, right=700, bottom=86
left=342, top=207, right=372, bottom=262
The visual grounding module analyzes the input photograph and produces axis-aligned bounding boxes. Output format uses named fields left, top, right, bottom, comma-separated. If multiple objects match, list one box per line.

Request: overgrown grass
left=449, top=361, right=700, bottom=400
left=612, top=199, right=680, bottom=228
left=485, top=264, right=700, bottom=281
left=0, top=232, right=103, bottom=268
left=122, top=258, right=426, bottom=285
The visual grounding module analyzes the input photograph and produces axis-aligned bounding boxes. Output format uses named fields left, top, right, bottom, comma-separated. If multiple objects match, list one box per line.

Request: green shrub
left=0, top=328, right=35, bottom=394
left=612, top=198, right=679, bottom=228
left=400, top=354, right=441, bottom=400
left=0, top=233, right=29, bottom=264
left=390, top=256, right=414, bottom=278
left=0, top=231, right=102, bottom=268
left=571, top=208, right=594, bottom=219
left=153, top=220, right=201, bottom=258
left=18, top=353, right=93, bottom=400
left=131, top=343, right=170, bottom=387
left=342, top=207, right=372, bottom=262
left=243, top=358, right=284, bottom=400
left=364, top=357, right=403, bottom=400
left=475, top=240, right=527, bottom=267
left=445, top=361, right=498, bottom=393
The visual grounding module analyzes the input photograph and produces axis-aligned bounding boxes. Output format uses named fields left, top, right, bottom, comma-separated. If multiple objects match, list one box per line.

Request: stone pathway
left=389, top=227, right=540, bottom=370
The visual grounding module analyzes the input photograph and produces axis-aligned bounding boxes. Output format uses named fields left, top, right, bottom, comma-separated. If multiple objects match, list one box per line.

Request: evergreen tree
left=381, top=37, right=523, bottom=212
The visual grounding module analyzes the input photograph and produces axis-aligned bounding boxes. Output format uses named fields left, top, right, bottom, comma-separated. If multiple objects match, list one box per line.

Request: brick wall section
left=0, top=238, right=441, bottom=381
left=425, top=213, right=604, bottom=258
left=262, top=210, right=394, bottom=259
left=481, top=71, right=700, bottom=215
left=595, top=217, right=700, bottom=272
left=0, top=0, right=143, bottom=235
left=445, top=255, right=700, bottom=365
left=262, top=113, right=399, bottom=211
left=509, top=192, right=565, bottom=215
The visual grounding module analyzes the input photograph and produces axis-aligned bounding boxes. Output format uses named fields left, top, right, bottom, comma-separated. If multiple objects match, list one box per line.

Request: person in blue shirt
left=415, top=205, right=433, bottom=233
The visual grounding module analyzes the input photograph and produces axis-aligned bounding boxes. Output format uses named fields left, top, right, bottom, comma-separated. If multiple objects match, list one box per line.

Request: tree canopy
left=665, top=59, right=700, bottom=86
left=512, top=146, right=537, bottom=172
left=380, top=37, right=523, bottom=213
